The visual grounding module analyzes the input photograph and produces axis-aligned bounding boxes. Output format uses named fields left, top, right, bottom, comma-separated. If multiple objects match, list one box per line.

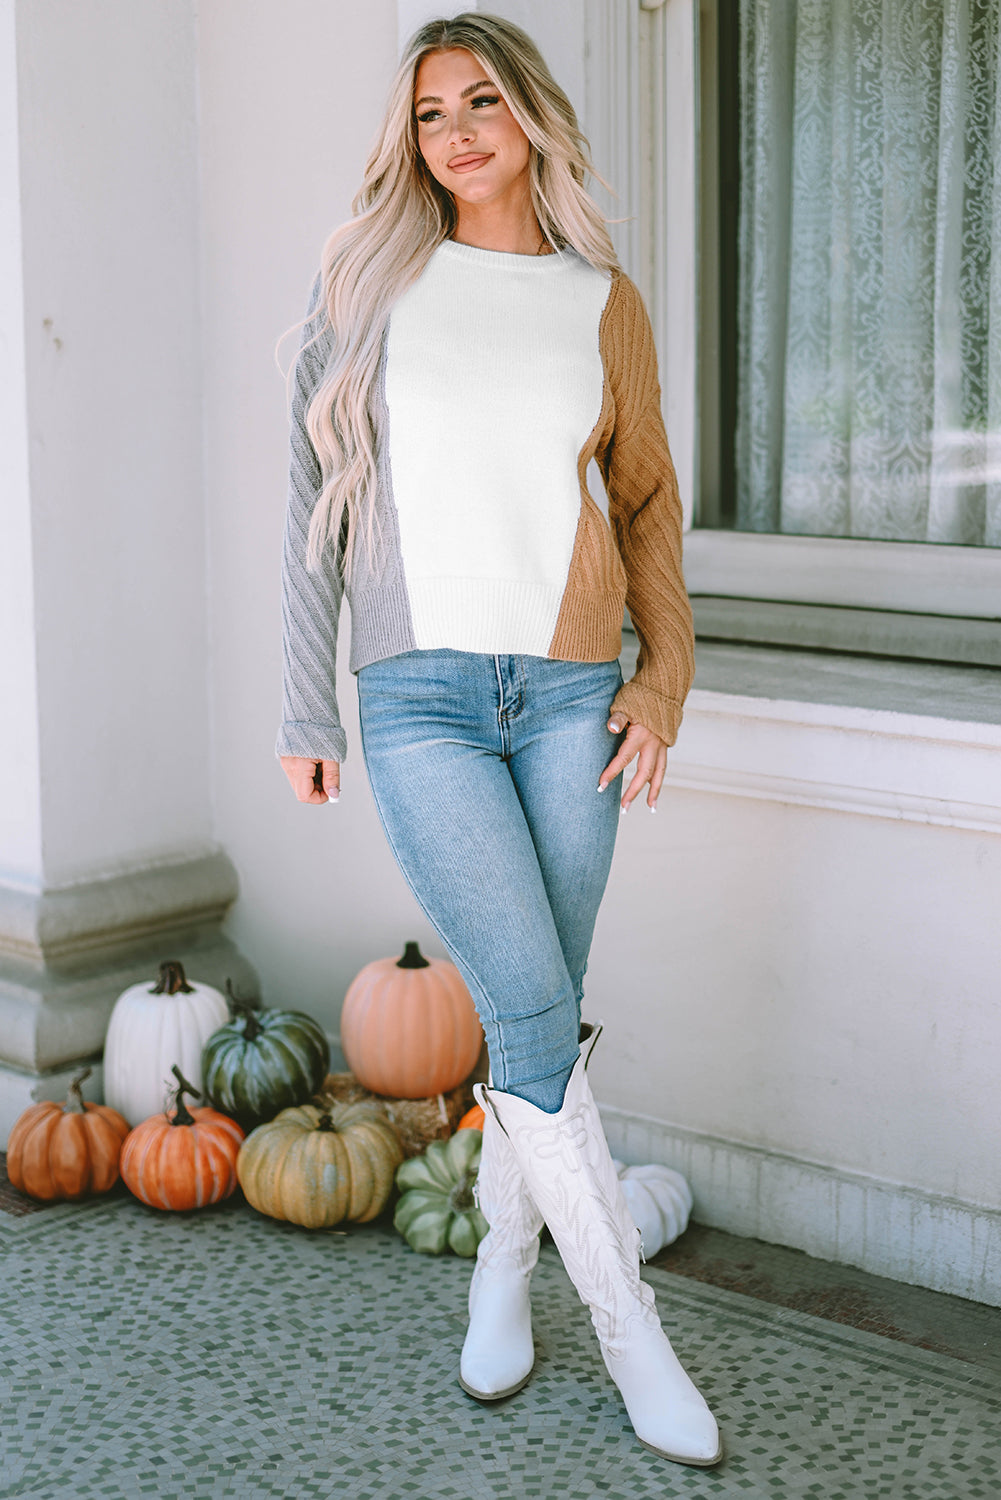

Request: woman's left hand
left=598, top=714, right=668, bottom=812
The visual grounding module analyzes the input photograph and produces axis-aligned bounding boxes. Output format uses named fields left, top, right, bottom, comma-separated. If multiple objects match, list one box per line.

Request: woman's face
left=414, top=47, right=532, bottom=213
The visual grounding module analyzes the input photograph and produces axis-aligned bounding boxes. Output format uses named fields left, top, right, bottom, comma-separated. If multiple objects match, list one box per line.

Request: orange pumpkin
left=6, top=1068, right=129, bottom=1201
left=456, top=1104, right=485, bottom=1132
left=120, top=1066, right=244, bottom=1210
left=340, top=941, right=483, bottom=1099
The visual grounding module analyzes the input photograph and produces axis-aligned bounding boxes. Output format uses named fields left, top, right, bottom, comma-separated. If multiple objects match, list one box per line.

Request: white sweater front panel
left=384, top=240, right=611, bottom=655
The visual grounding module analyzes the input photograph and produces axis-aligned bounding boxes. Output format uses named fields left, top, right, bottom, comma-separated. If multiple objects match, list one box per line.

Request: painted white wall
left=587, top=775, right=1001, bottom=1210
left=6, top=0, right=211, bottom=889
left=0, top=4, right=42, bottom=888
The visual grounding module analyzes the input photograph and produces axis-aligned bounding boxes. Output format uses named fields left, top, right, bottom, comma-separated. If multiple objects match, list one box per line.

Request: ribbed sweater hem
left=409, top=577, right=562, bottom=656
left=347, top=581, right=417, bottom=674
left=347, top=581, right=625, bottom=669
left=275, top=720, right=348, bottom=762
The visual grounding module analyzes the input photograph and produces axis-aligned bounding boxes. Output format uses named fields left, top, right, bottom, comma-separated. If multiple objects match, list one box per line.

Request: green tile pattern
left=1, top=1192, right=998, bottom=1499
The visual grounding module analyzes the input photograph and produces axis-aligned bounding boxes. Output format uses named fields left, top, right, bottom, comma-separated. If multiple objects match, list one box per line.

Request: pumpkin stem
left=449, top=1167, right=478, bottom=1214
left=64, top=1067, right=92, bottom=1115
left=168, top=1064, right=202, bottom=1126
left=397, top=941, right=430, bottom=970
left=151, top=960, right=195, bottom=996
left=315, top=1112, right=336, bottom=1132
left=225, top=978, right=262, bottom=1040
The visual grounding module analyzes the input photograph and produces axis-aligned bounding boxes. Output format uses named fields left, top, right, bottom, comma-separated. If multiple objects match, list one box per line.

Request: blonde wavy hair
left=300, top=11, right=619, bottom=577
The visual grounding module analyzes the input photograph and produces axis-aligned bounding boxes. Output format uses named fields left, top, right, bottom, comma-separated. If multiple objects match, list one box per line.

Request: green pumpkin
left=393, top=1128, right=488, bottom=1257
left=201, top=987, right=330, bottom=1130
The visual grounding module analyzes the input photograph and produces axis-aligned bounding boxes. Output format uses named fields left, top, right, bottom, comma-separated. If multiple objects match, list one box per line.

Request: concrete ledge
left=600, top=1102, right=1001, bottom=1308
left=0, top=850, right=239, bottom=970
left=0, top=933, right=258, bottom=1075
left=0, top=851, right=258, bottom=1138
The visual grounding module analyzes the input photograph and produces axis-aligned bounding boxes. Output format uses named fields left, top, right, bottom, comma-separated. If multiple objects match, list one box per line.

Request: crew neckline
left=437, top=238, right=572, bottom=273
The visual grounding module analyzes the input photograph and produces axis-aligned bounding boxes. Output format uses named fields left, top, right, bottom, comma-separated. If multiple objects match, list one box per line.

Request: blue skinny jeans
left=357, top=650, right=625, bottom=1113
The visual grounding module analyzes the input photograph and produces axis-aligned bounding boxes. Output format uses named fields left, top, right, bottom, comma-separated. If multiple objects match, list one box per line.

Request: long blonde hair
left=302, top=12, right=618, bottom=576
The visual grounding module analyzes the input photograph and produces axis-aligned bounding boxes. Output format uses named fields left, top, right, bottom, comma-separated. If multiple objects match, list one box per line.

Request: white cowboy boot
left=476, top=1026, right=723, bottom=1467
left=459, top=1098, right=544, bottom=1399
left=459, top=1024, right=596, bottom=1400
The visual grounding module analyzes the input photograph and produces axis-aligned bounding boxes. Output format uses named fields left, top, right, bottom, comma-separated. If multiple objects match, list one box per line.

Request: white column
left=0, top=0, right=254, bottom=1143
left=0, top=2, right=42, bottom=891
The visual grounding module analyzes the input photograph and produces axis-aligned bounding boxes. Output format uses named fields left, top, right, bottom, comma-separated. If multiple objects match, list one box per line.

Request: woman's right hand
left=279, top=756, right=340, bottom=804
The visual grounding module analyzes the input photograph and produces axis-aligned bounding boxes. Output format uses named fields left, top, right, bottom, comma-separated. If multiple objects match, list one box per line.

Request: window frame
left=657, top=0, right=1001, bottom=654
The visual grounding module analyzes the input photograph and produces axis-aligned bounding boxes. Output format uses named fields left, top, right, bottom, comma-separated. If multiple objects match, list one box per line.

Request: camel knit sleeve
left=601, top=275, right=695, bottom=748
left=274, top=277, right=348, bottom=764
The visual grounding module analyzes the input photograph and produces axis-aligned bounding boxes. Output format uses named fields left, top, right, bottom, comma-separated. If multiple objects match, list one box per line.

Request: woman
left=276, top=13, right=722, bottom=1470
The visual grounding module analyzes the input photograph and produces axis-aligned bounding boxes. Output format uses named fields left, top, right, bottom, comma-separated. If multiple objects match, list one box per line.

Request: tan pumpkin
left=120, top=1066, right=245, bottom=1210
left=237, top=1100, right=404, bottom=1229
left=6, top=1068, right=130, bottom=1201
left=340, top=941, right=483, bottom=1099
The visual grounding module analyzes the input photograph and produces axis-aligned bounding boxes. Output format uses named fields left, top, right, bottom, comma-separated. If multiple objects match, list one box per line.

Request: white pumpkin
left=103, top=960, right=230, bottom=1125
left=613, top=1160, right=693, bottom=1257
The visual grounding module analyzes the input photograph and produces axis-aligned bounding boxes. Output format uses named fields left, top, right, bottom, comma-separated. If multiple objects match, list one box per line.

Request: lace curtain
left=735, top=0, right=1001, bottom=545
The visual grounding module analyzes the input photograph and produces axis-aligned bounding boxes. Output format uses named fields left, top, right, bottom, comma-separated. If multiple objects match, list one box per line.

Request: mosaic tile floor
left=1, top=1190, right=998, bottom=1500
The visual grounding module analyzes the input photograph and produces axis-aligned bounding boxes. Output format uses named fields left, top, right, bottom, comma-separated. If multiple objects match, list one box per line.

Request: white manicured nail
left=327, top=791, right=339, bottom=803
left=597, top=782, right=606, bottom=793
left=620, top=805, right=629, bottom=816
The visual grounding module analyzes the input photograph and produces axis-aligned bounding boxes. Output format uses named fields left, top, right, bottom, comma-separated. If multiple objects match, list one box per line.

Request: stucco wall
left=591, top=781, right=1000, bottom=1209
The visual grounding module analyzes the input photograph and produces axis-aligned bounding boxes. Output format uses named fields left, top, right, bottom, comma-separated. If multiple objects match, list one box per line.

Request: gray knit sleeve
left=274, top=276, right=349, bottom=763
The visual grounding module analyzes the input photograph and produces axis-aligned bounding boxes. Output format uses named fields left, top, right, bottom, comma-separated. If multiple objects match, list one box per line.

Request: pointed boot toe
left=459, top=1263, right=535, bottom=1400
left=600, top=1319, right=723, bottom=1466
left=637, top=1417, right=723, bottom=1468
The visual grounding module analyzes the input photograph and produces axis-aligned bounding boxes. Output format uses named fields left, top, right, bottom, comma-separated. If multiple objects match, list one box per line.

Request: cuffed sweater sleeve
left=600, top=275, right=695, bottom=747
left=274, top=277, right=349, bottom=764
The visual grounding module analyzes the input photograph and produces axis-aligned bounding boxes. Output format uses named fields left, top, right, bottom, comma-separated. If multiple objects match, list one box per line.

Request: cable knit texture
left=275, top=247, right=694, bottom=761
left=551, top=273, right=695, bottom=746
left=275, top=277, right=348, bottom=762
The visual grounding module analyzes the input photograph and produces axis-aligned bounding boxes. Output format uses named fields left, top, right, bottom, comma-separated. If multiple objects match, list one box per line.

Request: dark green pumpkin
left=201, top=987, right=330, bottom=1130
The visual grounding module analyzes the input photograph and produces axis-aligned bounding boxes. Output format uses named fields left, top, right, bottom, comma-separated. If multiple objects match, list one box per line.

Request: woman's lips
left=449, top=154, right=492, bottom=173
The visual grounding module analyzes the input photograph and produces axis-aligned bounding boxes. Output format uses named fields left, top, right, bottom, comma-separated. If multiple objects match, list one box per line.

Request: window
left=693, top=0, right=1001, bottom=667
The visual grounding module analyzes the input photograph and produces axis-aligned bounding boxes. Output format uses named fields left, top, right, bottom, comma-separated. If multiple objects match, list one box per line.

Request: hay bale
left=316, top=1073, right=476, bottom=1159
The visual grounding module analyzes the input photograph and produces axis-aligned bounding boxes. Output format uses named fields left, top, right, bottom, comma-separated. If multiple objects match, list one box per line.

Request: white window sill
left=620, top=636, right=1001, bottom=833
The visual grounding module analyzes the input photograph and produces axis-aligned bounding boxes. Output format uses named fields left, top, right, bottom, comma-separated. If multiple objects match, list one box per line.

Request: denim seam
left=492, top=654, right=511, bottom=760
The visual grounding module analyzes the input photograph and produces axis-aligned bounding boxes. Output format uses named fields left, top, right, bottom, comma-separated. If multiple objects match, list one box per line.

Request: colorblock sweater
left=276, top=240, right=695, bottom=763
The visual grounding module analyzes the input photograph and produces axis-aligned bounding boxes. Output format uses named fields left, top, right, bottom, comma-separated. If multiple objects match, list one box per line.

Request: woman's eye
left=416, top=95, right=499, bottom=125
